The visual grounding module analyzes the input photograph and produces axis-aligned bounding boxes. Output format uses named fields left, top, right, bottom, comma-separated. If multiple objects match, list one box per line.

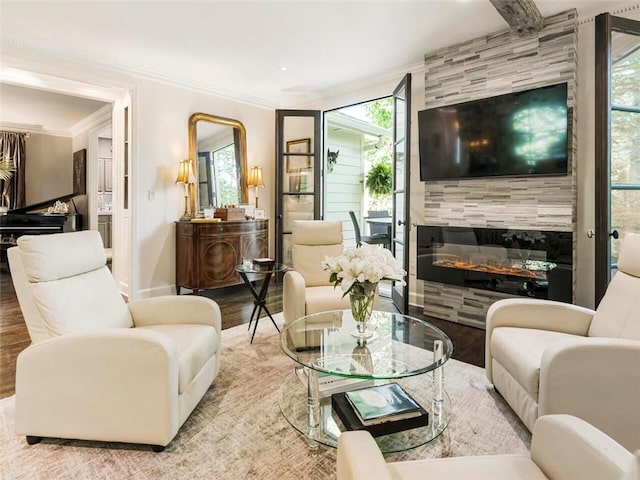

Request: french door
left=275, top=76, right=411, bottom=313
left=594, top=13, right=640, bottom=305
left=274, top=110, right=322, bottom=267
left=391, top=74, right=411, bottom=314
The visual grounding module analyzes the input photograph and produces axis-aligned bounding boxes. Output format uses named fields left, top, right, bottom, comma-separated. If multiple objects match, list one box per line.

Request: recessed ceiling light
left=280, top=66, right=288, bottom=72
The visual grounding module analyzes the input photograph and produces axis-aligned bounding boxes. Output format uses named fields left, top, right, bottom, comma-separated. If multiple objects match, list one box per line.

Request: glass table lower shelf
left=278, top=369, right=451, bottom=453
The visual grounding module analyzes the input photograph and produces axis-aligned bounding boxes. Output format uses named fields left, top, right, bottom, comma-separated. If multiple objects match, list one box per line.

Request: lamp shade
left=247, top=166, right=264, bottom=187
left=175, top=160, right=194, bottom=184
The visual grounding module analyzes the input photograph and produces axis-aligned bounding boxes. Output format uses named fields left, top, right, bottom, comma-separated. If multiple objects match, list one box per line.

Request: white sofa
left=337, top=415, right=636, bottom=480
left=485, top=232, right=640, bottom=452
left=8, top=230, right=222, bottom=450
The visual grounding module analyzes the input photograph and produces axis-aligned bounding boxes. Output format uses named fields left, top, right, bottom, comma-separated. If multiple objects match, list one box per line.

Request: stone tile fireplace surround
left=421, top=10, right=577, bottom=328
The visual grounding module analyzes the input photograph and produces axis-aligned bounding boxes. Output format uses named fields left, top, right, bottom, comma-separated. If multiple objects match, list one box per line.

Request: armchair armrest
left=485, top=298, right=595, bottom=382
left=337, top=431, right=392, bottom=480
left=283, top=270, right=306, bottom=324
left=531, top=415, right=632, bottom=480
left=129, top=295, right=221, bottom=333
left=539, top=337, right=640, bottom=451
left=15, top=329, right=180, bottom=445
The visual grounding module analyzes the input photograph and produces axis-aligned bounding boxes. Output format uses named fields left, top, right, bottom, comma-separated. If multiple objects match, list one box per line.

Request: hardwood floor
left=0, top=271, right=486, bottom=400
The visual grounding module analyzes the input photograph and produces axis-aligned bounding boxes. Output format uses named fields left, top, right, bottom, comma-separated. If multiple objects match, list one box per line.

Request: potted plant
left=365, top=160, right=392, bottom=198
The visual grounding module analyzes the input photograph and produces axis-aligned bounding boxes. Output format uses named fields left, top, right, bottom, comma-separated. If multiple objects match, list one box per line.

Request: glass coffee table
left=279, top=309, right=453, bottom=453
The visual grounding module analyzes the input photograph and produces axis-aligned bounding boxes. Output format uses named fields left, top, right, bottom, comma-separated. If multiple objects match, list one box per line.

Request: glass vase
left=349, top=281, right=377, bottom=339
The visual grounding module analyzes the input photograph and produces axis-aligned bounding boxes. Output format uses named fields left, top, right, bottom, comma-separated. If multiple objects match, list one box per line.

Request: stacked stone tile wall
left=422, top=10, right=578, bottom=328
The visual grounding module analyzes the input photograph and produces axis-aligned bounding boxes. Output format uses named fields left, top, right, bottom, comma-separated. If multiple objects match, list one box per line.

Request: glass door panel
left=391, top=74, right=411, bottom=313
left=595, top=14, right=640, bottom=304
left=276, top=111, right=321, bottom=268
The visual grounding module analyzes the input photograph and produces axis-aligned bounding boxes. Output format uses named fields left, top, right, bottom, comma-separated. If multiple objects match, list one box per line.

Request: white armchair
left=337, top=415, right=635, bottom=480
left=282, top=220, right=380, bottom=346
left=282, top=220, right=351, bottom=325
left=486, top=232, right=640, bottom=452
left=8, top=230, right=222, bottom=451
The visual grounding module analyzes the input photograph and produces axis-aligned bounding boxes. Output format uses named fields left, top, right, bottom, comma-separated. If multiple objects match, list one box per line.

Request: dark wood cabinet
left=175, top=219, right=268, bottom=294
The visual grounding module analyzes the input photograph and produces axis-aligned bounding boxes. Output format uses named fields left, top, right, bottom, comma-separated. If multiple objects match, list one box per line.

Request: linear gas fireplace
left=417, top=226, right=572, bottom=302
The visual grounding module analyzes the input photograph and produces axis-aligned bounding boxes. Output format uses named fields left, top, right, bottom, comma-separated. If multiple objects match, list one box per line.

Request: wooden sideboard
left=175, top=219, right=269, bottom=294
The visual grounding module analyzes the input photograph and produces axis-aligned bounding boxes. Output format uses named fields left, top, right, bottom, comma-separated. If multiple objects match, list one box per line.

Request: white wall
left=133, top=79, right=274, bottom=297
left=2, top=47, right=275, bottom=299
left=25, top=133, right=72, bottom=204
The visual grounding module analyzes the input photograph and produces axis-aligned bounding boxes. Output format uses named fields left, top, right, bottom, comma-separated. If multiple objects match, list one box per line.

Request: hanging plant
left=365, top=161, right=392, bottom=198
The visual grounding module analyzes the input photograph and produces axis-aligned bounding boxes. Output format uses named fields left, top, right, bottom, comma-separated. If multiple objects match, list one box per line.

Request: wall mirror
left=188, top=112, right=248, bottom=213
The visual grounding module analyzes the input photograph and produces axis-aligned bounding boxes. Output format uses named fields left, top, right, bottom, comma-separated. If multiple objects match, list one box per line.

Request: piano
left=0, top=195, right=82, bottom=267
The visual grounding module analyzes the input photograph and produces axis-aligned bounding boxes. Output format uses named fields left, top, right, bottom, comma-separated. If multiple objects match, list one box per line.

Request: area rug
left=0, top=314, right=531, bottom=479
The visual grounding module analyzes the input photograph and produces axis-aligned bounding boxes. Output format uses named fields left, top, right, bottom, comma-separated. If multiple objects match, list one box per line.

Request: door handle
left=397, top=220, right=405, bottom=226
left=609, top=230, right=619, bottom=239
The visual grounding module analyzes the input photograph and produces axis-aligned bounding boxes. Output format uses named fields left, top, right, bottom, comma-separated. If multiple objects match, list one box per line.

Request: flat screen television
left=418, top=83, right=569, bottom=181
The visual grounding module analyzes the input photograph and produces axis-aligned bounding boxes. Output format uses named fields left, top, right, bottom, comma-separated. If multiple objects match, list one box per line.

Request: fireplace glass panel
left=417, top=226, right=572, bottom=302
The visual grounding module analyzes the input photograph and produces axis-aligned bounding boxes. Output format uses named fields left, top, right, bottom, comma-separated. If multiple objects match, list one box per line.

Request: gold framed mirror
left=188, top=112, right=248, bottom=214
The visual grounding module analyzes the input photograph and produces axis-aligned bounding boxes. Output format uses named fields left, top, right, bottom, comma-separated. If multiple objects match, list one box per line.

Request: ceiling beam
left=489, top=0, right=544, bottom=35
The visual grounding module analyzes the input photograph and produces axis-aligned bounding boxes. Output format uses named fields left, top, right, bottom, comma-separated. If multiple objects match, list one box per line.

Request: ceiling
left=0, top=0, right=635, bottom=115
left=0, top=83, right=109, bottom=134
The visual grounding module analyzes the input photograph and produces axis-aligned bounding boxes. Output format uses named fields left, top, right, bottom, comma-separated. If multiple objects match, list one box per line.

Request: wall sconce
left=247, top=166, right=264, bottom=208
left=175, top=159, right=194, bottom=220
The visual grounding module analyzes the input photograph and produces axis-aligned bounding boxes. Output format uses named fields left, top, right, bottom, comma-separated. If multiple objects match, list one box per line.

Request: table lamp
left=247, top=166, right=264, bottom=208
left=175, top=159, right=194, bottom=220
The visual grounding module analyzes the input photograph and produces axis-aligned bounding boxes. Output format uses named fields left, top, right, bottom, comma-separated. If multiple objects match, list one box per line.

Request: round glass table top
left=280, top=310, right=453, bottom=380
left=234, top=262, right=288, bottom=275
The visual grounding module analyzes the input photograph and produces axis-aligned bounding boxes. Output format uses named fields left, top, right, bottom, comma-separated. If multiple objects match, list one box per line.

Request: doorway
left=324, top=97, right=394, bottom=250
left=0, top=67, right=131, bottom=296
left=323, top=73, right=411, bottom=310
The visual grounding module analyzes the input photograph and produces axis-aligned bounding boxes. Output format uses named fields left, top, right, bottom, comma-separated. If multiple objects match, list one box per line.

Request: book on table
left=332, top=383, right=428, bottom=437
left=294, top=366, right=375, bottom=397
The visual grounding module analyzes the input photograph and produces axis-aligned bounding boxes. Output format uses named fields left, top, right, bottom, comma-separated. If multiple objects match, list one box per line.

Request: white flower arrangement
left=322, top=244, right=406, bottom=296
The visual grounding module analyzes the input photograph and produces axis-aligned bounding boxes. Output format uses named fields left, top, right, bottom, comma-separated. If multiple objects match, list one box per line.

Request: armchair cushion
left=491, top=327, right=578, bottom=398
left=32, top=268, right=133, bottom=336
left=618, top=231, right=640, bottom=277
left=292, top=220, right=343, bottom=287
left=305, top=285, right=351, bottom=314
left=294, top=244, right=342, bottom=286
left=11, top=230, right=133, bottom=340
left=589, top=233, right=640, bottom=340
left=589, top=272, right=640, bottom=339
left=139, top=324, right=219, bottom=394
left=389, top=456, right=544, bottom=480
left=17, top=228, right=106, bottom=282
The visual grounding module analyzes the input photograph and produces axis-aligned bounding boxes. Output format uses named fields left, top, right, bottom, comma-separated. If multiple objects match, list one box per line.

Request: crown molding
left=1, top=35, right=279, bottom=110
left=577, top=3, right=640, bottom=25
left=0, top=121, right=70, bottom=137
left=308, top=61, right=426, bottom=111
left=69, top=104, right=112, bottom=137
left=1, top=35, right=427, bottom=111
